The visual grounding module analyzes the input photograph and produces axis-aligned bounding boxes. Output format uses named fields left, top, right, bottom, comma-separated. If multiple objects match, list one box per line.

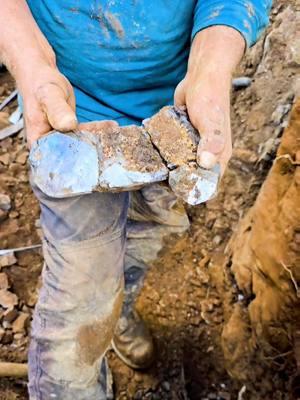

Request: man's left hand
left=174, top=26, right=245, bottom=175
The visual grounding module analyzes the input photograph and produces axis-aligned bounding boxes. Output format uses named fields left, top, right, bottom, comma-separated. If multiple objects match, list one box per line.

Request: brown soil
left=0, top=1, right=299, bottom=399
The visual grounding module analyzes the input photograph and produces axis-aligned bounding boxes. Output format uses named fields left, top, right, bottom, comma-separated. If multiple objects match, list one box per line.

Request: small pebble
left=162, top=381, right=171, bottom=392
left=0, top=193, right=11, bottom=211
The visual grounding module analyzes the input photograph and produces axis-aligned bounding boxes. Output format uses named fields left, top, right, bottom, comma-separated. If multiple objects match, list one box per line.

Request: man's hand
left=174, top=26, right=245, bottom=175
left=0, top=0, right=78, bottom=147
left=19, top=65, right=77, bottom=147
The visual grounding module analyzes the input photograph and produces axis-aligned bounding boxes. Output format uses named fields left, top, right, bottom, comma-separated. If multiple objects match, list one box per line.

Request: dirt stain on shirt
left=105, top=12, right=125, bottom=39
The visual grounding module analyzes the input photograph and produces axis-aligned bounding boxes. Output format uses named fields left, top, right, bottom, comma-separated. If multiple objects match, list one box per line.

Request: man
left=0, top=1, right=271, bottom=399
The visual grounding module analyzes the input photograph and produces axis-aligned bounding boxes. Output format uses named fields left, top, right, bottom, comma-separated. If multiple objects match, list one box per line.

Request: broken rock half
left=29, top=127, right=168, bottom=198
left=143, top=106, right=199, bottom=167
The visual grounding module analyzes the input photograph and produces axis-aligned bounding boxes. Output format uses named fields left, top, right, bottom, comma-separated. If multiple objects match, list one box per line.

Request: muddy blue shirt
left=27, top=1, right=271, bottom=124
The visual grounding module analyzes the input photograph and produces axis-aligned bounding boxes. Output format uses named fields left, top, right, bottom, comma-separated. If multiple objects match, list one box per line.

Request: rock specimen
left=30, top=106, right=220, bottom=205
left=143, top=106, right=199, bottom=167
left=144, top=106, right=220, bottom=204
left=169, top=163, right=221, bottom=206
left=97, top=125, right=168, bottom=191
left=30, top=126, right=168, bottom=197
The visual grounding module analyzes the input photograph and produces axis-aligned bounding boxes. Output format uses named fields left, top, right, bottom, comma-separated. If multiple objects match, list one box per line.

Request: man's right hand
left=19, top=65, right=78, bottom=147
left=0, top=1, right=77, bottom=147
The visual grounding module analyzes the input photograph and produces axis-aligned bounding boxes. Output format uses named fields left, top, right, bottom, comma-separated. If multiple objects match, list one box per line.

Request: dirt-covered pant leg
left=28, top=185, right=129, bottom=400
left=124, top=183, right=190, bottom=311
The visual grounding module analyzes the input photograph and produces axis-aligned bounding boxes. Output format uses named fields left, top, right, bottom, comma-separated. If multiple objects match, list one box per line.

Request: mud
left=0, top=1, right=299, bottom=399
left=221, top=99, right=300, bottom=382
left=77, top=287, right=123, bottom=366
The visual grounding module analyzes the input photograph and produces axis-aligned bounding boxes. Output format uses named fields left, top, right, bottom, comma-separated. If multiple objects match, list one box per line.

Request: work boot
left=112, top=310, right=155, bottom=370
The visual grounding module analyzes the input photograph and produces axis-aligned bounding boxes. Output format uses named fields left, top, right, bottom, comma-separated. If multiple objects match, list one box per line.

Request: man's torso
left=28, top=1, right=196, bottom=124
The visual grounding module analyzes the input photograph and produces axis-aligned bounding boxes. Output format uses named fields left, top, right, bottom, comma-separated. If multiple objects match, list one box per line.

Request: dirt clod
left=0, top=290, right=18, bottom=309
left=0, top=252, right=17, bottom=268
left=0, top=272, right=9, bottom=290
left=3, top=308, right=18, bottom=323
left=12, top=313, right=29, bottom=334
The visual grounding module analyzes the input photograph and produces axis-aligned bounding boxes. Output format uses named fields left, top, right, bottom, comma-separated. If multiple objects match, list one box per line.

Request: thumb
left=197, top=129, right=226, bottom=169
left=174, top=78, right=187, bottom=109
left=37, top=82, right=78, bottom=132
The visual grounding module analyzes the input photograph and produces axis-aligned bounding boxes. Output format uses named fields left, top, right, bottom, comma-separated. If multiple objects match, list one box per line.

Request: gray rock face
left=30, top=126, right=168, bottom=197
left=30, top=106, right=220, bottom=205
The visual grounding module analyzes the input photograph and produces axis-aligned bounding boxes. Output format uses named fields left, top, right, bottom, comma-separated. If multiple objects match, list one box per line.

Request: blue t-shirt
left=27, top=1, right=271, bottom=125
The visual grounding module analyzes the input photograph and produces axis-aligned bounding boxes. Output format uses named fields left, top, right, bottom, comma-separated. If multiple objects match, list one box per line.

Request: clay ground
left=0, top=1, right=299, bottom=399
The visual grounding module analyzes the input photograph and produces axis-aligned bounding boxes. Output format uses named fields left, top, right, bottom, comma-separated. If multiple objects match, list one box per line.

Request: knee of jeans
left=31, top=182, right=129, bottom=243
left=38, top=231, right=126, bottom=316
left=30, top=282, right=123, bottom=387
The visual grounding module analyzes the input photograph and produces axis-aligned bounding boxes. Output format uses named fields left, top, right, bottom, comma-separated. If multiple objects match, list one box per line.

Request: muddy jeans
left=28, top=182, right=189, bottom=400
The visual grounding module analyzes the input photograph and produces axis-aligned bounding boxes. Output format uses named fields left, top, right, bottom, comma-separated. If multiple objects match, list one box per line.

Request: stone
left=0, top=153, right=10, bottom=165
left=161, top=381, right=171, bottom=392
left=212, top=235, right=222, bottom=245
left=16, top=149, right=28, bottom=165
left=0, top=290, right=18, bottom=309
left=1, top=330, right=13, bottom=344
left=9, top=210, right=19, bottom=219
left=0, top=111, right=9, bottom=127
left=0, top=252, right=17, bottom=268
left=14, top=193, right=24, bottom=208
left=29, top=106, right=221, bottom=206
left=0, top=272, right=9, bottom=290
left=232, top=77, right=252, bottom=90
left=0, top=193, right=11, bottom=211
left=143, top=106, right=199, bottom=167
left=3, top=308, right=18, bottom=323
left=0, top=209, right=7, bottom=222
left=97, top=125, right=168, bottom=191
left=12, top=312, right=29, bottom=333
left=30, top=128, right=168, bottom=198
left=271, top=104, right=292, bottom=126
left=169, top=164, right=220, bottom=205
left=0, top=327, right=5, bottom=342
left=2, top=320, right=11, bottom=329
left=13, top=332, right=25, bottom=341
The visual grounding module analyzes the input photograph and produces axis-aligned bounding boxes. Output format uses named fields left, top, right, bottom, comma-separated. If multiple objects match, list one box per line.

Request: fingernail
left=198, top=151, right=218, bottom=169
left=60, top=114, right=78, bottom=129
